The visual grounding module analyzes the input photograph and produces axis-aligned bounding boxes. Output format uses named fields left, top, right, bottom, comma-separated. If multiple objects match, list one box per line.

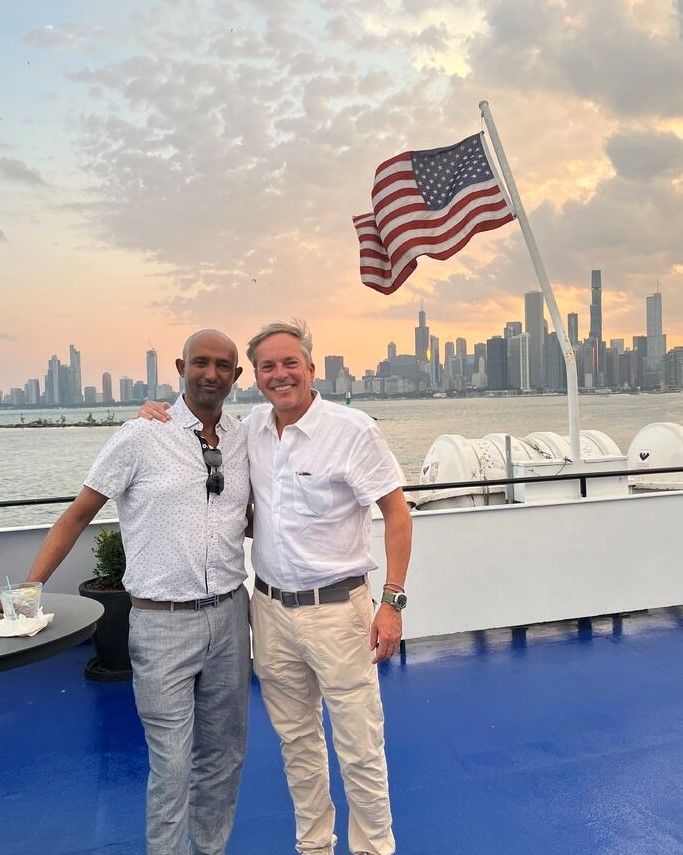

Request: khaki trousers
left=250, top=582, right=395, bottom=855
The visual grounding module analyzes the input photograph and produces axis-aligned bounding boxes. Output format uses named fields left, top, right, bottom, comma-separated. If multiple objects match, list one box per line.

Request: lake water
left=2, top=393, right=683, bottom=528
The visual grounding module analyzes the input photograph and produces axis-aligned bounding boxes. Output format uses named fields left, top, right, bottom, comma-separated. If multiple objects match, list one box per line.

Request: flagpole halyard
left=479, top=100, right=581, bottom=462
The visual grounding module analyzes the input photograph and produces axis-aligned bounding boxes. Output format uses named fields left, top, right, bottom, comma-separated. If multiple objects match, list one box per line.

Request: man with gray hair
left=246, top=319, right=412, bottom=855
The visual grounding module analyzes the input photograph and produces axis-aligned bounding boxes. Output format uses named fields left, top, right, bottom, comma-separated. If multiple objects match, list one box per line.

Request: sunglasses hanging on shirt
left=193, top=430, right=224, bottom=495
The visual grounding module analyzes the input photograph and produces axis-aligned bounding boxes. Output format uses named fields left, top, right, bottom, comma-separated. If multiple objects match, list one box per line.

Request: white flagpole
left=479, top=100, right=581, bottom=461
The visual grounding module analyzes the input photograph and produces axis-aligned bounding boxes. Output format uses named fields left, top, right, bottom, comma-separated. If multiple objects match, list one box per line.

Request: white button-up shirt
left=84, top=395, right=250, bottom=600
left=247, top=393, right=404, bottom=590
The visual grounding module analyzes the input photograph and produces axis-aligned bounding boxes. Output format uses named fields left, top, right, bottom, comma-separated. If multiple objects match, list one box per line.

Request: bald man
left=27, top=330, right=252, bottom=855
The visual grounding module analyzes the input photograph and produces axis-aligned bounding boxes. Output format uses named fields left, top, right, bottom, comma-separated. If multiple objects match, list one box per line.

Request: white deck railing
left=4, top=489, right=683, bottom=640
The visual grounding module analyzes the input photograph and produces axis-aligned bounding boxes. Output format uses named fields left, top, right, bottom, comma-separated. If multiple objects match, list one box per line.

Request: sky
left=2, top=0, right=683, bottom=391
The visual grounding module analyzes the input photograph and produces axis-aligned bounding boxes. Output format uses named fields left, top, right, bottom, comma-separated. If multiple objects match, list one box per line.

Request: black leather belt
left=254, top=575, right=365, bottom=608
left=131, top=591, right=235, bottom=612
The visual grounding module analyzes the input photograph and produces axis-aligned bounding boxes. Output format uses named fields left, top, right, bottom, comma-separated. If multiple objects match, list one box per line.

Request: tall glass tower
left=69, top=344, right=83, bottom=403
left=146, top=349, right=158, bottom=399
left=524, top=290, right=545, bottom=390
left=645, top=290, right=665, bottom=385
left=414, top=303, right=429, bottom=367
left=589, top=270, right=602, bottom=341
left=646, top=291, right=662, bottom=336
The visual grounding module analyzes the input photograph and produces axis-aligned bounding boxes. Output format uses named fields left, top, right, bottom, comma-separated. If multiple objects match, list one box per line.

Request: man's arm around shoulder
left=27, top=487, right=109, bottom=584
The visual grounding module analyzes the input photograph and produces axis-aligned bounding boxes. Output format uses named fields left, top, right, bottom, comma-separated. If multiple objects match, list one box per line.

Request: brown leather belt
left=254, top=575, right=365, bottom=607
left=131, top=591, right=235, bottom=612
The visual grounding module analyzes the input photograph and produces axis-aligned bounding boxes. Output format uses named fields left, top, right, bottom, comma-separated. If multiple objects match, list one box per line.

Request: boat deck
left=3, top=608, right=683, bottom=854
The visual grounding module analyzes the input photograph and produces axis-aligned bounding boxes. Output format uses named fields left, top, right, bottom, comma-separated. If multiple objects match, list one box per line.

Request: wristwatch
left=381, top=591, right=407, bottom=611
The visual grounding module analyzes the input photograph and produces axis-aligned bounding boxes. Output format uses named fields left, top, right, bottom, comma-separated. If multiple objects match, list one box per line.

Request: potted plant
left=78, top=527, right=132, bottom=682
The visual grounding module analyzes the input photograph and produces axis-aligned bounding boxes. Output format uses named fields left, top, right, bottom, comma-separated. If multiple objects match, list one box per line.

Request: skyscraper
left=508, top=333, right=530, bottom=391
left=428, top=335, right=440, bottom=388
left=24, top=378, right=40, bottom=405
left=443, top=341, right=455, bottom=386
left=589, top=270, right=602, bottom=341
left=646, top=291, right=663, bottom=336
left=58, top=364, right=72, bottom=404
left=120, top=377, right=134, bottom=403
left=146, top=349, right=158, bottom=401
left=387, top=341, right=397, bottom=360
left=665, top=347, right=683, bottom=388
left=605, top=346, right=620, bottom=388
left=415, top=304, right=429, bottom=367
left=645, top=290, right=665, bottom=387
left=588, top=270, right=604, bottom=385
left=503, top=321, right=522, bottom=340
left=486, top=336, right=508, bottom=390
left=102, top=372, right=113, bottom=404
left=455, top=337, right=467, bottom=358
left=567, top=313, right=579, bottom=347
left=544, top=332, right=566, bottom=391
left=324, top=355, right=344, bottom=383
left=46, top=355, right=60, bottom=405
left=581, top=338, right=599, bottom=389
left=69, top=345, right=83, bottom=404
left=524, top=290, right=545, bottom=389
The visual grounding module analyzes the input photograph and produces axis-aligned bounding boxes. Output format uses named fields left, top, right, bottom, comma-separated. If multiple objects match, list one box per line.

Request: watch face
left=395, top=593, right=407, bottom=609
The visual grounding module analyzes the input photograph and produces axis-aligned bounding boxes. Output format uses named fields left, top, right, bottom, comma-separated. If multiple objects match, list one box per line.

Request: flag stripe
left=373, top=183, right=423, bottom=212
left=372, top=168, right=416, bottom=200
left=393, top=210, right=514, bottom=266
left=378, top=178, right=500, bottom=226
left=377, top=182, right=503, bottom=237
left=374, top=151, right=412, bottom=177
left=385, top=198, right=510, bottom=262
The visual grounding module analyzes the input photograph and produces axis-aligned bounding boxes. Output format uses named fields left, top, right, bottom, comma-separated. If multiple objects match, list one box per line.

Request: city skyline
left=2, top=3, right=683, bottom=395
left=1, top=269, right=674, bottom=404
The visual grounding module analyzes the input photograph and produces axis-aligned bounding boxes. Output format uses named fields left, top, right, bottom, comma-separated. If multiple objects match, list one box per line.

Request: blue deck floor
left=3, top=609, right=683, bottom=854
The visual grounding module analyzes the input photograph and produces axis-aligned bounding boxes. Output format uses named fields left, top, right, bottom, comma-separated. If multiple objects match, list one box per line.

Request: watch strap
left=381, top=591, right=407, bottom=610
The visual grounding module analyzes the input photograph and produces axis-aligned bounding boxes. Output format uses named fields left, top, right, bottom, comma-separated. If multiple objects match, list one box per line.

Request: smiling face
left=176, top=330, right=242, bottom=419
left=253, top=332, right=315, bottom=429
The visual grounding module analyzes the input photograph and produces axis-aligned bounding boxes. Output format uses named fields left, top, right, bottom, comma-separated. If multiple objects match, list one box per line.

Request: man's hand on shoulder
left=137, top=401, right=171, bottom=422
left=370, top=603, right=402, bottom=664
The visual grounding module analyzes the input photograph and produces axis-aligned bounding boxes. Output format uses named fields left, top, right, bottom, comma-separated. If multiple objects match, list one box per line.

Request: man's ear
left=175, top=358, right=185, bottom=377
left=234, top=366, right=243, bottom=382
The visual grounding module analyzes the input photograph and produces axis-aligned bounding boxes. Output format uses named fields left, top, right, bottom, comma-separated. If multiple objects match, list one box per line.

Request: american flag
left=353, top=132, right=515, bottom=294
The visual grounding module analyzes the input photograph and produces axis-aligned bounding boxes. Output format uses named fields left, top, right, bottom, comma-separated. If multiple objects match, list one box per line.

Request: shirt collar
left=261, top=390, right=323, bottom=438
left=170, top=394, right=232, bottom=434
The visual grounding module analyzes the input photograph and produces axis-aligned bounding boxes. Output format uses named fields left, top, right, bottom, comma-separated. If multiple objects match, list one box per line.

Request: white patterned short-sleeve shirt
left=84, top=395, right=250, bottom=600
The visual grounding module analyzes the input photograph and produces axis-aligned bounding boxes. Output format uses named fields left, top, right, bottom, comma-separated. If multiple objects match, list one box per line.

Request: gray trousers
left=128, top=585, right=251, bottom=855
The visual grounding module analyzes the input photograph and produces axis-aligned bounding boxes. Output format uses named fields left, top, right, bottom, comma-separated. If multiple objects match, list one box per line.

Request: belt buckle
left=194, top=594, right=219, bottom=610
left=280, top=590, right=300, bottom=608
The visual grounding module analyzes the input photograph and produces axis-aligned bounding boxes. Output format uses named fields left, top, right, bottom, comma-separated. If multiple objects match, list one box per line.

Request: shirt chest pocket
left=292, top=473, right=333, bottom=517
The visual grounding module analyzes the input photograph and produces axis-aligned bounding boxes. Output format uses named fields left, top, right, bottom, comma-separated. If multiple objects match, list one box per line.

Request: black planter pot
left=78, top=581, right=133, bottom=682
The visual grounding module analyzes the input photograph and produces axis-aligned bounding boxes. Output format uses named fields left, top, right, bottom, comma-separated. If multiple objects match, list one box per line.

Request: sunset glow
left=2, top=1, right=683, bottom=391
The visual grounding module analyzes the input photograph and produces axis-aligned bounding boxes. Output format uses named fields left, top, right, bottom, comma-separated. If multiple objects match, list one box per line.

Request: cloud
left=606, top=130, right=683, bottom=181
left=23, top=24, right=78, bottom=49
left=58, top=0, right=683, bottom=346
left=0, top=157, right=46, bottom=185
left=468, top=0, right=683, bottom=117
